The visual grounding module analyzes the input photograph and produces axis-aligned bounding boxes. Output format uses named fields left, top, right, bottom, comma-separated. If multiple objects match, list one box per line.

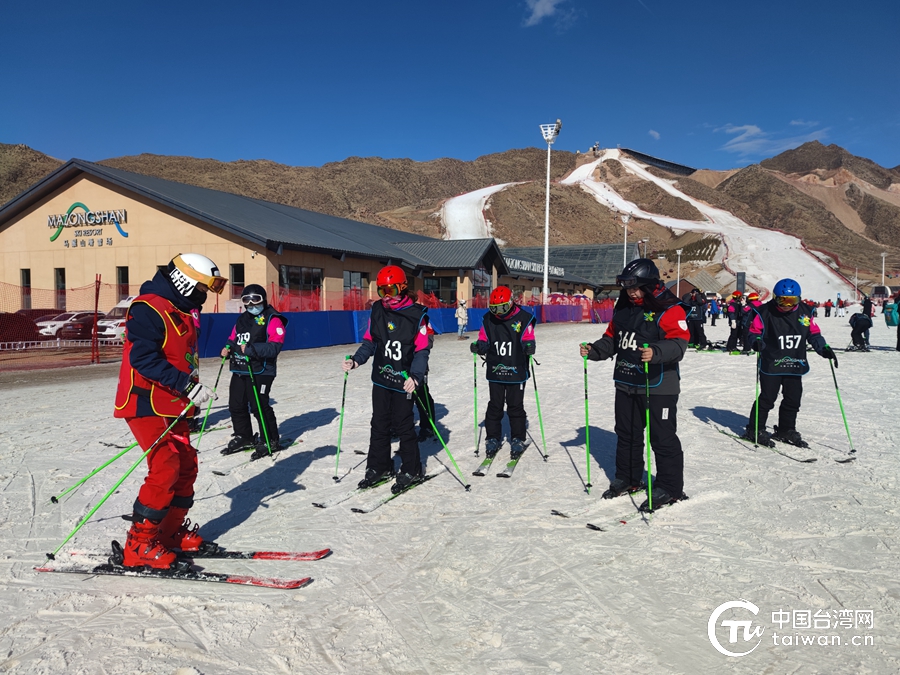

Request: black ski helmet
left=615, top=259, right=660, bottom=288
left=240, top=283, right=268, bottom=306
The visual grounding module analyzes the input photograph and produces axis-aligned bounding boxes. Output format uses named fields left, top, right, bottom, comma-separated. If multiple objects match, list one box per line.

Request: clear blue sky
left=2, top=0, right=898, bottom=170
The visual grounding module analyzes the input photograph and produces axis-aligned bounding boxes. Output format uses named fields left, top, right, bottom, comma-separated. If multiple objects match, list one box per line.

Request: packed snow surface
left=1, top=319, right=898, bottom=673
left=563, top=149, right=857, bottom=301
left=441, top=183, right=519, bottom=239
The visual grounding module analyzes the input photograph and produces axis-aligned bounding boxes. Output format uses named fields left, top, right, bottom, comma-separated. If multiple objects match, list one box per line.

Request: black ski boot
left=639, top=489, right=686, bottom=513
left=357, top=468, right=394, bottom=490
left=509, top=438, right=527, bottom=460
left=222, top=435, right=255, bottom=455
left=391, top=471, right=424, bottom=494
left=742, top=426, right=774, bottom=447
left=601, top=478, right=645, bottom=500
left=772, top=426, right=809, bottom=448
left=484, top=438, right=502, bottom=458
left=250, top=438, right=285, bottom=461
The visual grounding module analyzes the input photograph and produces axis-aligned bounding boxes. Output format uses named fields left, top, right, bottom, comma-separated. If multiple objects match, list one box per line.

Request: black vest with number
left=612, top=304, right=673, bottom=388
left=757, top=301, right=812, bottom=376
left=230, top=306, right=288, bottom=376
left=483, top=308, right=535, bottom=384
left=369, top=301, right=428, bottom=392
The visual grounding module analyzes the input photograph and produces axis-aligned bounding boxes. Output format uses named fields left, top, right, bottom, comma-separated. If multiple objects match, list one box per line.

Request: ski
left=311, top=475, right=393, bottom=508
left=472, top=453, right=497, bottom=476
left=585, top=495, right=689, bottom=531
left=184, top=546, right=331, bottom=561
left=351, top=467, right=446, bottom=513
left=497, top=443, right=529, bottom=478
left=35, top=563, right=310, bottom=589
left=717, top=428, right=817, bottom=463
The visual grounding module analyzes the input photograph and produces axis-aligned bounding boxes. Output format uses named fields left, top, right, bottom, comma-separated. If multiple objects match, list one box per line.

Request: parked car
left=0, top=312, right=42, bottom=343
left=58, top=314, right=103, bottom=340
left=97, top=297, right=135, bottom=340
left=37, top=312, right=97, bottom=338
left=16, top=308, right=61, bottom=323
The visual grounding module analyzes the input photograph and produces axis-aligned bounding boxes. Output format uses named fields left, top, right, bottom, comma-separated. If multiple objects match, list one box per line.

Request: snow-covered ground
left=440, top=183, right=520, bottom=240
left=2, top=318, right=898, bottom=673
left=562, top=149, right=857, bottom=301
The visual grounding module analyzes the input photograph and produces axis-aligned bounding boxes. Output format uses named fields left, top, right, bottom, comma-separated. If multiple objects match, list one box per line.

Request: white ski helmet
left=167, top=253, right=226, bottom=300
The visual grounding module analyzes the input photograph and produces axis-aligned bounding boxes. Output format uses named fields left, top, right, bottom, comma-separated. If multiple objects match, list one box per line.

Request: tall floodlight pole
left=539, top=119, right=561, bottom=303
left=676, top=249, right=683, bottom=297
left=621, top=215, right=632, bottom=267
left=882, top=252, right=888, bottom=288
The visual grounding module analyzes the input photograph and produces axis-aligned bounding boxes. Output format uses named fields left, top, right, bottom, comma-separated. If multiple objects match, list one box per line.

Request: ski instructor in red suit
left=113, top=253, right=225, bottom=568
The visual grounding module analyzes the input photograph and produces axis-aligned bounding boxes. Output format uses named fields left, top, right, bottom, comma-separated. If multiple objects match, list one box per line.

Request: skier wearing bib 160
left=113, top=254, right=225, bottom=568
left=742, top=278, right=837, bottom=447
left=580, top=259, right=690, bottom=512
left=342, top=266, right=433, bottom=494
left=470, top=286, right=537, bottom=460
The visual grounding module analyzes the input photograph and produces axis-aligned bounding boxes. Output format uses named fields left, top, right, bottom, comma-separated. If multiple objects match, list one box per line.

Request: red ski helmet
left=376, top=265, right=408, bottom=297
left=731, top=290, right=743, bottom=298
left=747, top=292, right=759, bottom=301
left=489, top=286, right=513, bottom=316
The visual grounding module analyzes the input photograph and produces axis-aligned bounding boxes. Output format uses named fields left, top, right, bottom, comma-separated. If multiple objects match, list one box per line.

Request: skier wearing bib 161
left=742, top=278, right=837, bottom=447
left=220, top=284, right=289, bottom=460
left=579, top=259, right=690, bottom=512
left=470, top=286, right=536, bottom=460
left=342, top=266, right=433, bottom=494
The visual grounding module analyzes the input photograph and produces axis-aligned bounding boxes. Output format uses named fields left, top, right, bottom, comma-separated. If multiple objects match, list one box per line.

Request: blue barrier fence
left=198, top=307, right=548, bottom=358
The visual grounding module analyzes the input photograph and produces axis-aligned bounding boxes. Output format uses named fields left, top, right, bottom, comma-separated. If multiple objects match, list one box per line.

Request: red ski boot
left=123, top=519, right=177, bottom=569
left=158, top=507, right=204, bottom=552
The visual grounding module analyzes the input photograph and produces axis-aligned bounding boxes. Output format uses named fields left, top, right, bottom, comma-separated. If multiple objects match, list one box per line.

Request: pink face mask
left=382, top=294, right=406, bottom=309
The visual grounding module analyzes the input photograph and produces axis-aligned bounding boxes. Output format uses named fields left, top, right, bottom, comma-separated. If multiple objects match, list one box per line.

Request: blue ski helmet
left=773, top=278, right=801, bottom=297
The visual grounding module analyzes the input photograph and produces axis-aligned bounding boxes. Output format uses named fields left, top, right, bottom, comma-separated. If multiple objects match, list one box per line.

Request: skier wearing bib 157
left=743, top=278, right=837, bottom=447
left=470, top=286, right=537, bottom=460
left=114, top=254, right=225, bottom=568
left=220, top=284, right=288, bottom=460
left=579, top=259, right=690, bottom=512
left=342, top=266, right=434, bottom=494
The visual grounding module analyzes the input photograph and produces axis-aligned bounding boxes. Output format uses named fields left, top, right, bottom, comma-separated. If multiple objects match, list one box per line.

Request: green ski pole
left=754, top=350, right=761, bottom=447
left=643, top=343, right=652, bottom=513
left=334, top=356, right=350, bottom=480
left=529, top=355, right=548, bottom=460
left=247, top=361, right=273, bottom=457
left=195, top=354, right=227, bottom=450
left=404, top=371, right=471, bottom=490
left=828, top=356, right=856, bottom=454
left=46, top=404, right=194, bottom=560
left=581, top=345, right=592, bottom=494
left=50, top=441, right=139, bottom=504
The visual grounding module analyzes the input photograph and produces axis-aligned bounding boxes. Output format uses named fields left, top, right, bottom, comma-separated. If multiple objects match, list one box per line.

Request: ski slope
left=1, top=319, right=897, bottom=673
left=563, top=149, right=857, bottom=301
left=440, top=183, right=520, bottom=240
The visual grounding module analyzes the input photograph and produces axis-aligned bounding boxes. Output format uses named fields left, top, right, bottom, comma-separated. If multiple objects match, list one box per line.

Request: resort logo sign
left=48, top=202, right=129, bottom=242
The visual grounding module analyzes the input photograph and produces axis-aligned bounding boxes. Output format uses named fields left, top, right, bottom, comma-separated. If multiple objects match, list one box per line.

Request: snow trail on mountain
left=440, top=183, right=520, bottom=239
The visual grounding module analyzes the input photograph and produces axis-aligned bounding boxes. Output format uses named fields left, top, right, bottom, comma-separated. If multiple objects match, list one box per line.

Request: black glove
left=470, top=340, right=488, bottom=355
left=750, top=338, right=763, bottom=352
left=821, top=346, right=838, bottom=367
left=523, top=341, right=536, bottom=356
left=469, top=341, right=480, bottom=354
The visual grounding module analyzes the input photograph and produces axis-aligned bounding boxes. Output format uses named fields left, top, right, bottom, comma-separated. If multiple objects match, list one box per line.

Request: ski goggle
left=377, top=284, right=404, bottom=298
left=171, top=255, right=227, bottom=294
left=241, top=293, right=264, bottom=306
left=775, top=295, right=800, bottom=308
left=615, top=275, right=640, bottom=288
left=489, top=300, right=512, bottom=316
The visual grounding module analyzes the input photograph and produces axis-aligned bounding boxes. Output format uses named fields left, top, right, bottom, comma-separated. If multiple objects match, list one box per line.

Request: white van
left=97, top=296, right=136, bottom=341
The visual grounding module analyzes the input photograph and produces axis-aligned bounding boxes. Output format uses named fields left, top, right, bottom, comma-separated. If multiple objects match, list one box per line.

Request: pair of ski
left=472, top=440, right=530, bottom=478
left=36, top=543, right=331, bottom=589
left=551, top=492, right=688, bottom=531
left=312, top=466, right=446, bottom=512
left=716, top=426, right=855, bottom=464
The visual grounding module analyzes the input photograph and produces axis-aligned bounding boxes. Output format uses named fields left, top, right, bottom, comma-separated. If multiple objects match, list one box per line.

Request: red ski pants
left=127, top=416, right=197, bottom=517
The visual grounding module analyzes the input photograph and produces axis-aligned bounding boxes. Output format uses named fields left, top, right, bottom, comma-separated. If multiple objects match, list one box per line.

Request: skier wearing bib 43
left=580, top=259, right=690, bottom=512
left=470, top=286, right=537, bottom=460
left=343, top=266, right=434, bottom=494
left=743, top=278, right=837, bottom=447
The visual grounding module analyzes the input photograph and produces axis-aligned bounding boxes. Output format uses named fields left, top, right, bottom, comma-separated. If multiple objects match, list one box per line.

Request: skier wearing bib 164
left=342, top=266, right=433, bottom=494
left=220, top=284, right=288, bottom=460
left=113, top=254, right=225, bottom=568
left=470, top=286, right=536, bottom=460
left=579, top=259, right=690, bottom=512
left=743, top=278, right=837, bottom=447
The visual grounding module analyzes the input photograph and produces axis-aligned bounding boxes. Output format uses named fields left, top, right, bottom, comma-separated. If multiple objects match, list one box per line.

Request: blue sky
left=2, top=0, right=898, bottom=170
